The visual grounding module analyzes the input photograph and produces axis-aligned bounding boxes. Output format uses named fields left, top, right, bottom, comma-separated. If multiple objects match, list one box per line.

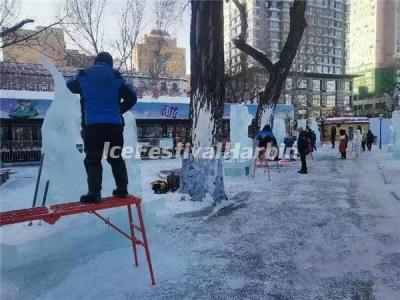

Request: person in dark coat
left=283, top=132, right=296, bottom=158
left=257, top=125, right=278, bottom=160
left=330, top=125, right=337, bottom=148
left=366, top=129, right=374, bottom=151
left=67, top=52, right=137, bottom=203
left=297, top=127, right=309, bottom=174
left=306, top=126, right=317, bottom=152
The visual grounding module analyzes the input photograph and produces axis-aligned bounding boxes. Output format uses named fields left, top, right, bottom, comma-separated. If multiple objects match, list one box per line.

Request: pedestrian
left=352, top=129, right=362, bottom=158
left=330, top=125, right=337, bottom=148
left=305, top=126, right=313, bottom=153
left=283, top=132, right=296, bottom=159
left=339, top=129, right=348, bottom=159
left=257, top=124, right=278, bottom=160
left=67, top=52, right=137, bottom=203
left=366, top=129, right=374, bottom=151
left=310, top=130, right=317, bottom=151
left=358, top=126, right=367, bottom=151
left=297, top=127, right=309, bottom=174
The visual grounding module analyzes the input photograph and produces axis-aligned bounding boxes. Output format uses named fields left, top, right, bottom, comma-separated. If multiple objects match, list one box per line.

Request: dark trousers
left=300, top=154, right=307, bottom=172
left=331, top=139, right=335, bottom=148
left=367, top=142, right=372, bottom=151
left=83, top=124, right=128, bottom=194
left=341, top=152, right=347, bottom=159
left=362, top=141, right=366, bottom=151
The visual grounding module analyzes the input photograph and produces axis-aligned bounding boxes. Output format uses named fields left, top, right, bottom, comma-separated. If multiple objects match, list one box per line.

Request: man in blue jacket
left=67, top=52, right=137, bottom=203
left=257, top=124, right=279, bottom=160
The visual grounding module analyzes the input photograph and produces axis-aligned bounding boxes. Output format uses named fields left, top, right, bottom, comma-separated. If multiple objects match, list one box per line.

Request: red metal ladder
left=0, top=196, right=156, bottom=285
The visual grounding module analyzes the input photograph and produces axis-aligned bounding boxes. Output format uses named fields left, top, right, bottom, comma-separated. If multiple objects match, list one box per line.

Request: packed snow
left=1, top=145, right=400, bottom=299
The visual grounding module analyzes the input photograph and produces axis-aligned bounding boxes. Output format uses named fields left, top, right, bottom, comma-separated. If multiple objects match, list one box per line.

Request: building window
left=313, top=95, right=321, bottom=107
left=327, top=95, right=336, bottom=107
left=312, top=80, right=321, bottom=91
left=326, top=80, right=336, bottom=92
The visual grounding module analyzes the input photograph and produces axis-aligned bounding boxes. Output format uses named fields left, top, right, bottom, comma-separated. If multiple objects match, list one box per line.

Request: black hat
left=94, top=52, right=113, bottom=67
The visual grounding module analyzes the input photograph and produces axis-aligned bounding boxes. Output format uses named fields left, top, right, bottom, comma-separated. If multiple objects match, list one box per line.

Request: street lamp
left=379, top=113, right=384, bottom=149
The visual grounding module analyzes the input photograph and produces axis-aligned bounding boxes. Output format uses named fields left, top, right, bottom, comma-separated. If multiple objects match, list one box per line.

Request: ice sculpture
left=122, top=111, right=142, bottom=195
left=229, top=104, right=253, bottom=159
left=392, top=110, right=400, bottom=159
left=273, top=118, right=286, bottom=146
left=310, top=117, right=321, bottom=145
left=297, top=119, right=307, bottom=130
left=40, top=60, right=142, bottom=202
left=0, top=62, right=145, bottom=300
left=369, top=117, right=393, bottom=145
left=224, top=104, right=253, bottom=177
left=39, top=59, right=86, bottom=202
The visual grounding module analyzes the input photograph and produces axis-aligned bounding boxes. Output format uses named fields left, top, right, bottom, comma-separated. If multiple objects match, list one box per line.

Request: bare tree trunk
left=180, top=0, right=226, bottom=204
left=230, top=0, right=307, bottom=132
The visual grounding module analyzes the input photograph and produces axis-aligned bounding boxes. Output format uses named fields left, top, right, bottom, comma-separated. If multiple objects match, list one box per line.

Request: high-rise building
left=224, top=0, right=348, bottom=75
left=347, top=0, right=399, bottom=97
left=223, top=0, right=353, bottom=118
left=133, top=30, right=186, bottom=76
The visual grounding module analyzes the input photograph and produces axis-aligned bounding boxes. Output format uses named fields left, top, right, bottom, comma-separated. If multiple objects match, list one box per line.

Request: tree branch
left=0, top=18, right=34, bottom=38
left=232, top=39, right=276, bottom=73
left=0, top=19, right=64, bottom=49
left=276, top=0, right=307, bottom=68
left=229, top=0, right=275, bottom=74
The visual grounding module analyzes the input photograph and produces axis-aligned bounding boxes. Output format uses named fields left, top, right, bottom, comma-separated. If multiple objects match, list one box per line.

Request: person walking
left=358, top=126, right=367, bottom=151
left=339, top=129, right=348, bottom=159
left=67, top=52, right=137, bottom=203
left=330, top=125, right=337, bottom=148
left=366, top=129, right=374, bottom=151
left=310, top=130, right=317, bottom=151
left=297, top=127, right=309, bottom=174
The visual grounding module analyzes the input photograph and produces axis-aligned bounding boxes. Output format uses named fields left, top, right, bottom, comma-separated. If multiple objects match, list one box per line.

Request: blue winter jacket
left=66, top=62, right=137, bottom=126
left=257, top=129, right=277, bottom=148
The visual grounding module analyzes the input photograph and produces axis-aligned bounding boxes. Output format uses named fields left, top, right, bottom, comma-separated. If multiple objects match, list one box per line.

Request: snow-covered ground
left=1, top=146, right=400, bottom=299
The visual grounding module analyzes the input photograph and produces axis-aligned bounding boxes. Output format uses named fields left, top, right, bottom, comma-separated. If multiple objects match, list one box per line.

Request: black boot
left=112, top=187, right=129, bottom=198
left=80, top=193, right=101, bottom=204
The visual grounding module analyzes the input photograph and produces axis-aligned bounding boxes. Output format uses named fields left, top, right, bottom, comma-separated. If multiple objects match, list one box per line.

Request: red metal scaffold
left=0, top=196, right=156, bottom=285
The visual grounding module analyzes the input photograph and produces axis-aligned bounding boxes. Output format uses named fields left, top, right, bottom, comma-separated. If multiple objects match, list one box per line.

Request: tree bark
left=230, top=0, right=307, bottom=132
left=0, top=19, right=34, bottom=38
left=180, top=0, right=227, bottom=204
